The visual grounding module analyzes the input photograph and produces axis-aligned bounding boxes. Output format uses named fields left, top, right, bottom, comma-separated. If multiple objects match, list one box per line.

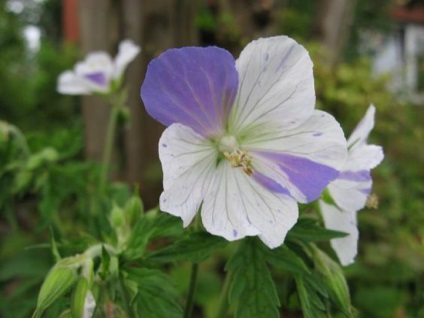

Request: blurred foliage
left=1, top=0, right=424, bottom=317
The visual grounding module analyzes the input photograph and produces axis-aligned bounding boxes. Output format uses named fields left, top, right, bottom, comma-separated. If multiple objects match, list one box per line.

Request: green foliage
left=147, top=232, right=229, bottom=264
left=125, top=268, right=182, bottom=318
left=227, top=238, right=280, bottom=318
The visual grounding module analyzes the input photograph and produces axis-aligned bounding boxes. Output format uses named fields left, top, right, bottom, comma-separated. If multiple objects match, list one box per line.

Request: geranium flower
left=141, top=36, right=347, bottom=248
left=57, top=39, right=140, bottom=95
left=319, top=105, right=384, bottom=265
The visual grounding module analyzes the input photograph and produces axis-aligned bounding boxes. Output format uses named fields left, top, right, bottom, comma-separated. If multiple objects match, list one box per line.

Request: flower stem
left=183, top=262, right=199, bottom=318
left=213, top=270, right=233, bottom=318
left=101, top=103, right=120, bottom=186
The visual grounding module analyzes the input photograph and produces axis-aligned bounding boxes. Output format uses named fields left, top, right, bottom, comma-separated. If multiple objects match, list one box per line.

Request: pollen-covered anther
left=366, top=193, right=379, bottom=209
left=223, top=149, right=254, bottom=176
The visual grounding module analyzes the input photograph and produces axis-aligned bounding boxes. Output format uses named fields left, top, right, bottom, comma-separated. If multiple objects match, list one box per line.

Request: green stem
left=101, top=104, right=120, bottom=186
left=183, top=262, right=199, bottom=318
left=213, top=270, right=233, bottom=318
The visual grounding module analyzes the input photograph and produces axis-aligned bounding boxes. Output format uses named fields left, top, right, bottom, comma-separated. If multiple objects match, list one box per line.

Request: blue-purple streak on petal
left=338, top=170, right=371, bottom=182
left=141, top=47, right=239, bottom=137
left=256, top=152, right=339, bottom=202
left=359, top=188, right=371, bottom=195
left=253, top=171, right=291, bottom=196
left=85, top=72, right=108, bottom=86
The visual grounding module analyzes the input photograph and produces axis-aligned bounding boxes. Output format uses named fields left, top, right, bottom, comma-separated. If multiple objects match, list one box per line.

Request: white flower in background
left=141, top=36, right=348, bottom=248
left=319, top=105, right=384, bottom=266
left=57, top=39, right=140, bottom=95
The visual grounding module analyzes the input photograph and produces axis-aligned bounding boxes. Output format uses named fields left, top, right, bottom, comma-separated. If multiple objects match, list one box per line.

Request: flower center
left=218, top=135, right=254, bottom=176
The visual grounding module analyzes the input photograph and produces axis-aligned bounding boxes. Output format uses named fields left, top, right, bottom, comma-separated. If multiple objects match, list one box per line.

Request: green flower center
left=218, top=135, right=254, bottom=176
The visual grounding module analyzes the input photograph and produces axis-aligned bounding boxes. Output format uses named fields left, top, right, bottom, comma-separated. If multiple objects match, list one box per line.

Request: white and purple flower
left=141, top=36, right=347, bottom=248
left=57, top=39, right=140, bottom=95
left=319, top=105, right=384, bottom=265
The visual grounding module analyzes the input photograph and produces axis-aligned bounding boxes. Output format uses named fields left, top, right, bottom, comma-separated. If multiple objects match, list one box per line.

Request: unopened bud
left=71, top=278, right=96, bottom=318
left=33, top=267, right=76, bottom=317
left=125, top=195, right=144, bottom=225
left=316, top=250, right=351, bottom=315
left=110, top=204, right=124, bottom=228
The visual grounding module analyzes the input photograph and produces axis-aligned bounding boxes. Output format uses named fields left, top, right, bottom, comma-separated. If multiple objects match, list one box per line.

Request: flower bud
left=34, top=267, right=76, bottom=317
left=110, top=204, right=124, bottom=228
left=316, top=250, right=351, bottom=314
left=125, top=195, right=144, bottom=226
left=71, top=278, right=96, bottom=318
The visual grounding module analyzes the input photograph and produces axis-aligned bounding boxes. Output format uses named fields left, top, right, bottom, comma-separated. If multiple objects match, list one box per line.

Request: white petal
left=83, top=291, right=96, bottom=318
left=348, top=105, right=375, bottom=149
left=347, top=144, right=384, bottom=171
left=245, top=110, right=347, bottom=170
left=57, top=70, right=91, bottom=95
left=159, top=124, right=217, bottom=226
left=113, top=39, right=141, bottom=79
left=328, top=177, right=371, bottom=212
left=229, top=36, right=315, bottom=136
left=202, top=162, right=298, bottom=248
left=319, top=201, right=358, bottom=266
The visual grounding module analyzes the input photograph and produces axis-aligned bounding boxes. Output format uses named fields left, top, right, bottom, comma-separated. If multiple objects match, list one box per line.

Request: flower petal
left=348, top=105, right=376, bottom=149
left=347, top=144, right=384, bottom=171
left=113, top=39, right=141, bottom=79
left=57, top=71, right=91, bottom=95
left=246, top=110, right=348, bottom=203
left=319, top=201, right=358, bottom=266
left=229, top=36, right=315, bottom=136
left=202, top=162, right=298, bottom=248
left=328, top=172, right=372, bottom=212
left=141, top=47, right=239, bottom=137
left=159, top=124, right=217, bottom=226
left=75, top=52, right=114, bottom=92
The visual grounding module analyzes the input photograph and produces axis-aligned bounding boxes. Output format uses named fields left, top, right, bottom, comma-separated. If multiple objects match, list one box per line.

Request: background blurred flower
left=57, top=39, right=140, bottom=95
left=320, top=105, right=384, bottom=266
left=141, top=36, right=347, bottom=248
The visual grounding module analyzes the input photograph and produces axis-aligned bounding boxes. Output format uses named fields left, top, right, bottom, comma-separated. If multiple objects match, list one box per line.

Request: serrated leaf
left=125, top=268, right=182, bottom=318
left=287, top=218, right=348, bottom=242
left=295, top=272, right=328, bottom=318
left=226, top=238, right=280, bottom=318
left=265, top=244, right=310, bottom=275
left=146, top=232, right=228, bottom=263
left=123, top=211, right=183, bottom=261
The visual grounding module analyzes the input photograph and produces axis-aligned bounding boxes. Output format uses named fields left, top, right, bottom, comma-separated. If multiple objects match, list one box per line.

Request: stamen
left=223, top=148, right=254, bottom=176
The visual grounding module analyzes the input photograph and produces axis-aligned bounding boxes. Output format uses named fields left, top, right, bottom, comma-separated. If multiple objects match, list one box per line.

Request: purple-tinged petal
left=338, top=170, right=371, bottom=182
left=85, top=72, right=108, bottom=86
left=254, top=151, right=339, bottom=203
left=252, top=171, right=291, bottom=196
left=141, top=47, right=239, bottom=137
left=327, top=177, right=372, bottom=212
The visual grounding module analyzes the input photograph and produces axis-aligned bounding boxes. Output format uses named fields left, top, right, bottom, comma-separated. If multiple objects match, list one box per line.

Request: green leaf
left=287, top=217, right=348, bottom=242
left=294, top=272, right=328, bottom=318
left=125, top=268, right=182, bottom=318
left=265, top=244, right=311, bottom=275
left=226, top=238, right=280, bottom=318
left=123, top=211, right=183, bottom=261
left=146, top=232, right=228, bottom=263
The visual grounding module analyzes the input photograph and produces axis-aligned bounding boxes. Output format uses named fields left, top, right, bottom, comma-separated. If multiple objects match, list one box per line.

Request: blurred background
left=0, top=0, right=423, bottom=317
